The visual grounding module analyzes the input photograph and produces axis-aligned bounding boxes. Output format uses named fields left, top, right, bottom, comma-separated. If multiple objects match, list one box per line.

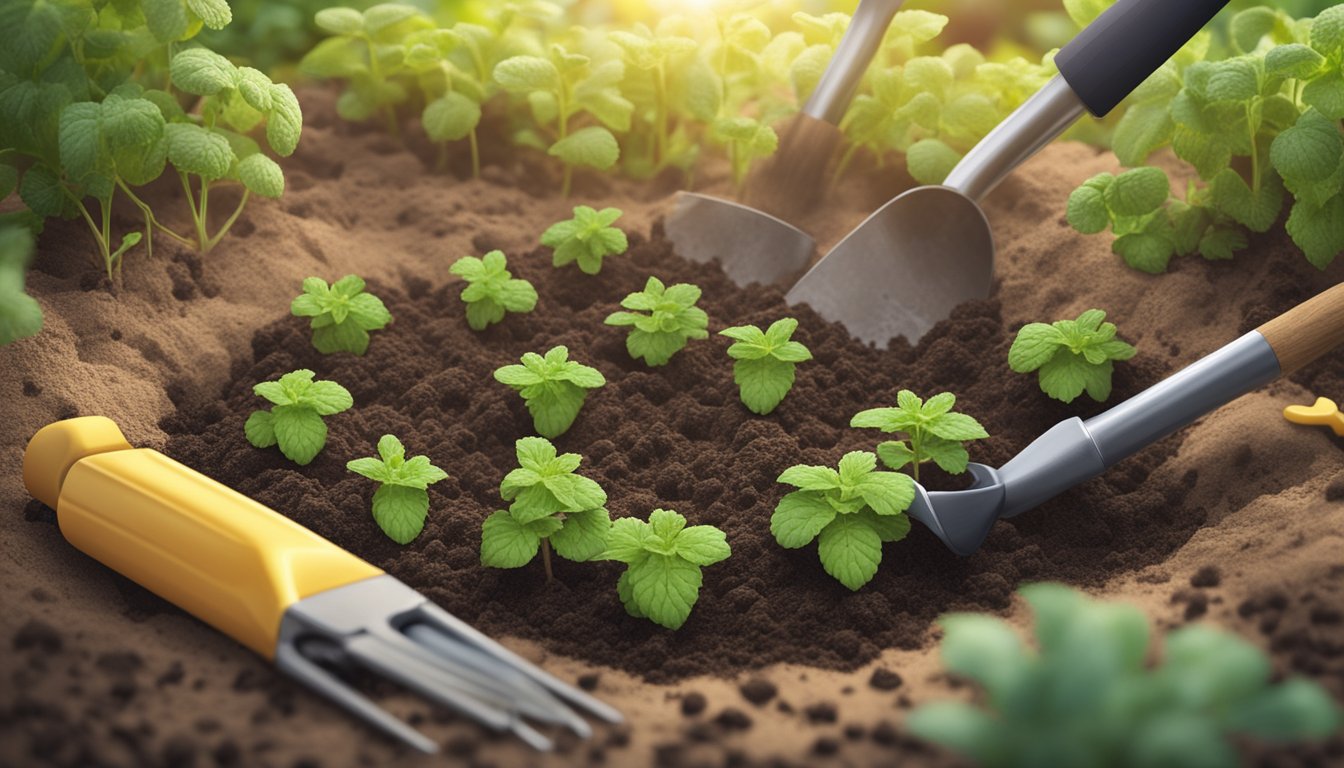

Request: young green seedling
left=290, top=275, right=392, bottom=355
left=909, top=583, right=1342, bottom=767
left=710, top=115, right=778, bottom=190
left=1009, top=309, right=1137, bottom=403
left=494, top=346, right=606, bottom=438
left=850, top=390, right=988, bottom=482
left=481, top=437, right=610, bottom=581
left=0, top=226, right=43, bottom=347
left=540, top=206, right=628, bottom=275
left=719, top=318, right=812, bottom=415
left=347, top=434, right=448, bottom=544
left=449, top=250, right=537, bottom=330
left=244, top=369, right=353, bottom=466
left=603, top=508, right=730, bottom=630
left=604, top=276, right=708, bottom=366
left=771, top=451, right=915, bottom=591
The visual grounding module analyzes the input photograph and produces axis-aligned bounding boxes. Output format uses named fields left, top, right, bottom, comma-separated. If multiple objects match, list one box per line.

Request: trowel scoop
left=665, top=0, right=903, bottom=287
left=787, top=0, right=1231, bottom=347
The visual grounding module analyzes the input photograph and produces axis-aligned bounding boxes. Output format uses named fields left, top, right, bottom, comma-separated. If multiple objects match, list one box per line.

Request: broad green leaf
left=186, top=0, right=231, bottom=29
left=603, top=516, right=650, bottom=563
left=481, top=510, right=542, bottom=568
left=494, top=55, right=559, bottom=93
left=817, top=514, right=882, bottom=591
left=300, top=380, right=352, bottom=415
left=1103, top=166, right=1170, bottom=217
left=733, top=356, right=794, bottom=415
left=238, top=154, right=284, bottom=198
left=1270, top=109, right=1342, bottom=184
left=771, top=490, right=836, bottom=548
left=548, top=126, right=619, bottom=170
left=549, top=507, right=611, bottom=562
left=1111, top=100, right=1175, bottom=166
left=314, top=7, right=364, bottom=35
left=906, top=702, right=1003, bottom=765
left=1113, top=231, right=1174, bottom=274
left=243, top=410, right=276, bottom=448
left=165, top=123, right=233, bottom=182
left=1008, top=323, right=1066, bottom=372
left=1286, top=195, right=1344, bottom=269
left=626, top=552, right=702, bottom=629
left=422, top=92, right=481, bottom=142
left=856, top=472, right=915, bottom=516
left=171, top=48, right=237, bottom=96
left=777, top=465, right=840, bottom=490
left=371, top=484, right=428, bottom=544
left=905, top=139, right=961, bottom=185
left=266, top=84, right=302, bottom=157
left=928, top=412, right=988, bottom=442
left=876, top=440, right=915, bottom=471
left=674, top=525, right=731, bottom=566
left=270, top=405, right=327, bottom=465
left=1265, top=44, right=1324, bottom=79
left=1037, top=352, right=1090, bottom=403
left=938, top=613, right=1028, bottom=703
left=1211, top=167, right=1284, bottom=232
left=1066, top=183, right=1110, bottom=234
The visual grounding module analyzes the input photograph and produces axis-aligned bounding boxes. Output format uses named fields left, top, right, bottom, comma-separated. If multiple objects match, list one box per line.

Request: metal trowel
left=665, top=0, right=904, bottom=287
left=787, top=0, right=1231, bottom=347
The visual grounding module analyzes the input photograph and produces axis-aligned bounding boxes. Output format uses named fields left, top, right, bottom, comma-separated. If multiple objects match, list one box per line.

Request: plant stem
left=541, top=538, right=554, bottom=582
left=118, top=180, right=194, bottom=248
left=468, top=128, right=480, bottom=179
left=654, top=62, right=668, bottom=169
left=203, top=189, right=251, bottom=252
left=65, top=191, right=109, bottom=271
left=557, top=86, right=572, bottom=198
left=1247, top=103, right=1261, bottom=193
left=179, top=172, right=209, bottom=251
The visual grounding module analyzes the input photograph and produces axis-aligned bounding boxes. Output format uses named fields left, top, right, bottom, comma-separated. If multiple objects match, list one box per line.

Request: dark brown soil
left=158, top=225, right=1334, bottom=684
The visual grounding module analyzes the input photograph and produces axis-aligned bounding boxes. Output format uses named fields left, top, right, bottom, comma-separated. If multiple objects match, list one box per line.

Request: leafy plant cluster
left=297, top=2, right=1068, bottom=195
left=909, top=583, right=1341, bottom=768
left=1067, top=3, right=1344, bottom=270
left=1009, top=308, right=1136, bottom=403
left=0, top=0, right=303, bottom=284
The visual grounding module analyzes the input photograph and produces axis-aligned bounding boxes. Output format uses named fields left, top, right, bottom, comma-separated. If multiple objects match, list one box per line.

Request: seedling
left=719, top=318, right=812, bottom=415
left=710, top=116, right=777, bottom=190
left=481, top=437, right=610, bottom=581
left=494, top=346, right=606, bottom=438
left=850, top=390, right=988, bottom=482
left=604, top=276, right=708, bottom=367
left=244, top=370, right=353, bottom=466
left=0, top=226, right=42, bottom=347
left=771, top=451, right=915, bottom=591
left=1009, top=309, right=1137, bottom=403
left=347, top=434, right=448, bottom=544
left=909, top=583, right=1342, bottom=767
left=290, top=275, right=392, bottom=355
left=449, top=250, right=537, bottom=330
left=540, top=206, right=628, bottom=275
left=603, top=508, right=730, bottom=630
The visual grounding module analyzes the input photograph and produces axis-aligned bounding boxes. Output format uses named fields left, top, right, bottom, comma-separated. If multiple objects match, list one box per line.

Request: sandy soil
left=2, top=86, right=1342, bottom=767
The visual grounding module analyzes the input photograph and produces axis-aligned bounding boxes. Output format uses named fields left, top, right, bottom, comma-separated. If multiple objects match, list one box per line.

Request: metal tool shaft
left=803, top=0, right=904, bottom=124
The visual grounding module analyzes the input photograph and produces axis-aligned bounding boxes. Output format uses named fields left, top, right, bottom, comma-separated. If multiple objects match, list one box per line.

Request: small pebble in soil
left=714, top=708, right=753, bottom=731
left=804, top=702, right=838, bottom=724
left=868, top=668, right=903, bottom=691
left=1184, top=594, right=1209, bottom=620
left=812, top=737, right=840, bottom=756
left=13, top=620, right=63, bottom=654
left=680, top=692, right=707, bottom=717
left=1310, top=606, right=1342, bottom=625
left=871, top=721, right=899, bottom=746
left=738, top=677, right=777, bottom=706
left=1190, top=565, right=1221, bottom=588
left=1327, top=476, right=1344, bottom=502
left=843, top=724, right=865, bottom=741
left=577, top=672, right=600, bottom=691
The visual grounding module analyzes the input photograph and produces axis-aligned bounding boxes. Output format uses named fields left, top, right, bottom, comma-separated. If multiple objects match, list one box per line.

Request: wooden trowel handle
left=1257, top=282, right=1344, bottom=375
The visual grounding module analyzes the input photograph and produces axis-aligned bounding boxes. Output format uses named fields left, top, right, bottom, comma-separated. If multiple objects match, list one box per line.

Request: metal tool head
left=785, top=186, right=993, bottom=347
left=907, top=463, right=1006, bottom=556
left=276, top=575, right=621, bottom=754
left=664, top=191, right=816, bottom=287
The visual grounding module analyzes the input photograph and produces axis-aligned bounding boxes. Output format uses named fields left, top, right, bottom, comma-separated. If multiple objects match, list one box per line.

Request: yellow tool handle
left=23, top=417, right=383, bottom=658
left=1256, top=281, right=1344, bottom=375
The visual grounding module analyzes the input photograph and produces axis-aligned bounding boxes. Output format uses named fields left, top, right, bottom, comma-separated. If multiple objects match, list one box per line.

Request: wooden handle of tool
left=1257, top=282, right=1344, bottom=375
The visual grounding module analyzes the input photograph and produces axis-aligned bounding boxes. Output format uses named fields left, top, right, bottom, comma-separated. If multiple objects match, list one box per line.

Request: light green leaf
left=905, top=139, right=961, bottom=185
left=1270, top=109, right=1342, bottom=184
left=771, top=490, right=836, bottom=548
left=626, top=553, right=702, bottom=629
left=1008, top=323, right=1065, bottom=372
left=165, top=123, right=234, bottom=182
left=817, top=514, right=882, bottom=591
left=314, top=7, right=364, bottom=35
left=371, top=484, right=428, bottom=544
left=1103, top=166, right=1170, bottom=217
left=238, top=153, right=284, bottom=198
left=548, top=126, right=619, bottom=171
left=422, top=92, right=481, bottom=142
left=270, top=405, right=327, bottom=465
left=171, top=48, right=237, bottom=96
left=674, top=525, right=731, bottom=566
left=481, top=510, right=542, bottom=568
left=244, top=410, right=276, bottom=448
left=493, top=55, right=560, bottom=93
left=1286, top=195, right=1344, bottom=269
left=550, top=507, right=611, bottom=562
left=266, top=84, right=302, bottom=157
left=733, top=356, right=795, bottom=415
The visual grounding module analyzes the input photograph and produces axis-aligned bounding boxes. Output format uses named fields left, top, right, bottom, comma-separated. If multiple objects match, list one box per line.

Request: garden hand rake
left=788, top=0, right=1231, bottom=347
left=664, top=0, right=904, bottom=287
left=22, top=417, right=621, bottom=753
left=906, top=283, right=1344, bottom=556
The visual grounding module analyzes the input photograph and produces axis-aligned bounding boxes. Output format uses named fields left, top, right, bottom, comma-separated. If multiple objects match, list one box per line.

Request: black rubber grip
left=1055, top=0, right=1229, bottom=117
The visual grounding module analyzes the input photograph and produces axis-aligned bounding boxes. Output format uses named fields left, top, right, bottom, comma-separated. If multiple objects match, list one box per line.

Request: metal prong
left=275, top=639, right=438, bottom=754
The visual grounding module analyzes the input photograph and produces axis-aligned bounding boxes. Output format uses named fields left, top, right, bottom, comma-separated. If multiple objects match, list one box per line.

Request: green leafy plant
left=908, top=583, right=1342, bottom=768
left=710, top=115, right=777, bottom=189
left=604, top=276, right=709, bottom=366
left=602, top=508, right=730, bottom=630
left=404, top=21, right=493, bottom=176
left=540, top=205, right=628, bottom=275
left=290, top=275, right=392, bottom=355
left=347, top=434, right=448, bottom=544
left=481, top=437, right=610, bottom=581
left=493, top=346, right=606, bottom=438
left=244, top=369, right=353, bottom=466
left=1009, top=309, right=1137, bottom=404
left=719, top=318, right=812, bottom=415
left=449, top=250, right=537, bottom=330
left=0, top=226, right=43, bottom=347
left=850, top=390, right=988, bottom=482
left=771, top=451, right=915, bottom=591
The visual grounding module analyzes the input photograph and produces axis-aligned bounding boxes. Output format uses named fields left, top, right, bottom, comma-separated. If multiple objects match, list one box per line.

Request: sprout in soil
left=290, top=275, right=392, bottom=355
left=850, top=390, right=988, bottom=482
left=1008, top=308, right=1136, bottom=403
left=347, top=434, right=448, bottom=544
left=493, top=346, right=606, bottom=439
left=602, top=508, right=730, bottom=630
left=540, top=205, right=629, bottom=275
left=244, top=369, right=353, bottom=466
left=720, top=318, right=812, bottom=415
left=771, top=451, right=914, bottom=591
left=909, top=583, right=1343, bottom=768
left=449, top=250, right=537, bottom=330
left=605, top=276, right=709, bottom=367
left=481, top=437, right=610, bottom=582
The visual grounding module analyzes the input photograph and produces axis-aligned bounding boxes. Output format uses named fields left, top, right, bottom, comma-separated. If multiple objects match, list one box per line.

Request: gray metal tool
left=665, top=0, right=903, bottom=287
left=787, top=0, right=1231, bottom=347
left=905, top=283, right=1344, bottom=556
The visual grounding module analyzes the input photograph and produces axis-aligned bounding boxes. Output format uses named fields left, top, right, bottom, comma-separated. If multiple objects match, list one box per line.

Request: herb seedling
left=0, top=226, right=43, bottom=347
left=494, top=346, right=606, bottom=438
left=481, top=437, right=610, bottom=581
left=449, top=250, right=537, bottom=330
left=347, top=435, right=448, bottom=544
left=1009, top=309, right=1137, bottom=403
left=771, top=451, right=915, bottom=591
left=909, top=583, right=1342, bottom=768
left=244, top=370, right=353, bottom=466
left=540, top=206, right=628, bottom=275
left=604, top=276, right=708, bottom=366
left=290, top=275, right=392, bottom=355
left=603, top=508, right=730, bottom=630
left=850, top=390, right=988, bottom=481
left=710, top=115, right=778, bottom=189
left=719, top=318, right=812, bottom=415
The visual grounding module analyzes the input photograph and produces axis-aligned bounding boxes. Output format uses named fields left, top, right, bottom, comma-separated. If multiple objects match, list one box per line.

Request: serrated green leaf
left=733, top=356, right=795, bottom=415
left=1270, top=109, right=1342, bottom=184
left=550, top=507, right=611, bottom=562
left=481, top=510, right=542, bottom=568
left=494, top=55, right=559, bottom=93
left=549, top=126, right=619, bottom=171
left=1008, top=323, right=1065, bottom=372
left=371, top=484, right=428, bottom=544
left=817, top=514, right=882, bottom=591
left=238, top=153, right=284, bottom=198
left=771, top=490, right=836, bottom=548
left=1066, top=183, right=1110, bottom=234
left=905, top=138, right=961, bottom=185
left=1113, top=231, right=1174, bottom=274
left=270, top=405, right=327, bottom=465
left=1104, top=167, right=1171, bottom=217
left=165, top=122, right=234, bottom=182
left=625, top=552, right=702, bottom=629
left=1286, top=195, right=1344, bottom=269
left=1211, top=168, right=1284, bottom=232
left=423, top=92, right=481, bottom=142
left=171, top=48, right=237, bottom=96
left=266, top=84, right=302, bottom=157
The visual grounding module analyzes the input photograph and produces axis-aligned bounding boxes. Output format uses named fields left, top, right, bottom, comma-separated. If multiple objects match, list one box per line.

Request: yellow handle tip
left=23, top=417, right=133, bottom=509
left=1283, top=397, right=1344, bottom=437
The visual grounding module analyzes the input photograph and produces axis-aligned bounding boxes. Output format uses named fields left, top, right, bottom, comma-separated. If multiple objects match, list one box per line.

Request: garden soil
left=2, top=87, right=1342, bottom=768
